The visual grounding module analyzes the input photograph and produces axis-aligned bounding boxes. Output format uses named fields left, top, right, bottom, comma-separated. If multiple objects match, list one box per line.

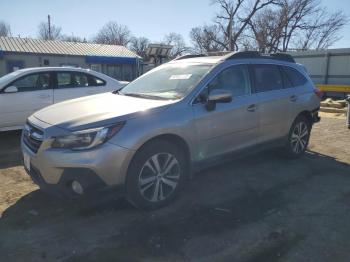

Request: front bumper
left=21, top=137, right=135, bottom=197
left=24, top=164, right=110, bottom=197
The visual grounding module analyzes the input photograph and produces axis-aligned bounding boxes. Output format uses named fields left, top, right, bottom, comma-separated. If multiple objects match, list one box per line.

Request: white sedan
left=0, top=67, right=127, bottom=131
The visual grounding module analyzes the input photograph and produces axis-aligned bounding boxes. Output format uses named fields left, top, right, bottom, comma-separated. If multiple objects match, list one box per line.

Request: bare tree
left=38, top=16, right=62, bottom=40
left=296, top=9, right=348, bottom=50
left=278, top=0, right=317, bottom=51
left=248, top=0, right=348, bottom=52
left=0, top=21, right=11, bottom=37
left=129, top=36, right=150, bottom=58
left=189, top=0, right=278, bottom=53
left=190, top=25, right=226, bottom=53
left=248, top=8, right=285, bottom=52
left=94, top=22, right=131, bottom=46
left=212, top=0, right=279, bottom=51
left=162, top=32, right=189, bottom=58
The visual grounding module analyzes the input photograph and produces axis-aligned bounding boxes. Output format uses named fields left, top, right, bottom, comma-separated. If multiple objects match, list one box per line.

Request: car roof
left=0, top=67, right=121, bottom=88
left=169, top=56, right=224, bottom=65
left=169, top=51, right=298, bottom=66
left=12, top=67, right=121, bottom=81
left=14, top=67, right=93, bottom=73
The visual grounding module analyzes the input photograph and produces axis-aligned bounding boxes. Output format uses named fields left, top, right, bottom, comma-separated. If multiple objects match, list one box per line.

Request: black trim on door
left=247, top=64, right=257, bottom=94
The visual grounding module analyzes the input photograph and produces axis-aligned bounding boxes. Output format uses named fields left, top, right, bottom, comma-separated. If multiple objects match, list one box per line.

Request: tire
left=126, top=139, right=187, bottom=210
left=284, top=115, right=311, bottom=158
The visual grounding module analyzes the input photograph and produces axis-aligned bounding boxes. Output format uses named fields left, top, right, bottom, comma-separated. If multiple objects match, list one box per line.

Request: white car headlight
left=52, top=122, right=125, bottom=150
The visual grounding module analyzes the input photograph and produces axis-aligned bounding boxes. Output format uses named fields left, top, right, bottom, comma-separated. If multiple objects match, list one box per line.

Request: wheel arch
left=129, top=133, right=192, bottom=176
left=295, top=110, right=313, bottom=126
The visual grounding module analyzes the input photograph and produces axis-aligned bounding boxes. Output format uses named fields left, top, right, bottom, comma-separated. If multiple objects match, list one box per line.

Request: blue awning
left=85, top=56, right=137, bottom=65
left=0, top=50, right=4, bottom=58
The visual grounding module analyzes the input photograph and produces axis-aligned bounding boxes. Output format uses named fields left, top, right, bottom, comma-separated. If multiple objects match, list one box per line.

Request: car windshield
left=119, top=63, right=212, bottom=100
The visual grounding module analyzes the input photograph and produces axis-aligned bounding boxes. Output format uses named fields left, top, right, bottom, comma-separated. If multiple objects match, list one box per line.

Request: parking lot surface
left=0, top=115, right=349, bottom=262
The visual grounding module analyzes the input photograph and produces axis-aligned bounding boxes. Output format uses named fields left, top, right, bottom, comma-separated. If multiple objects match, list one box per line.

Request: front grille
left=23, top=122, right=44, bottom=153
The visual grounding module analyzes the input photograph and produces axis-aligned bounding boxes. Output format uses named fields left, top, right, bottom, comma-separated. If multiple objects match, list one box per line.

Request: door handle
left=290, top=95, right=297, bottom=102
left=247, top=104, right=256, bottom=112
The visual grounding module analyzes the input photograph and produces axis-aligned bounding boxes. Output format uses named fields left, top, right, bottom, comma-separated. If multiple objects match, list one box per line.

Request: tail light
left=314, top=88, right=323, bottom=99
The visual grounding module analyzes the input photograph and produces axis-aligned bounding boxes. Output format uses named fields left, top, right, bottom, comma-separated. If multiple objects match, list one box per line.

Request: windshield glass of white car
left=120, top=64, right=212, bottom=100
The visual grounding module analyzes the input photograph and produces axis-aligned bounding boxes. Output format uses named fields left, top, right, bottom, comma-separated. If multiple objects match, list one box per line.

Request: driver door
left=192, top=64, right=259, bottom=160
left=0, top=72, right=53, bottom=129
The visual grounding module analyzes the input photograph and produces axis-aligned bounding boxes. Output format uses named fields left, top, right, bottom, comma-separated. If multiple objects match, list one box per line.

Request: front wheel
left=284, top=116, right=311, bottom=158
left=126, top=140, right=187, bottom=210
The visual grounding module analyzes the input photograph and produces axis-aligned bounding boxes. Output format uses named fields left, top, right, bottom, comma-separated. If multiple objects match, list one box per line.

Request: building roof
left=0, top=36, right=140, bottom=58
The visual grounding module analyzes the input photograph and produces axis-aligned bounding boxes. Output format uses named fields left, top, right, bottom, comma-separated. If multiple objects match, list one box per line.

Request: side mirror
left=206, top=89, right=232, bottom=111
left=4, top=86, right=18, bottom=93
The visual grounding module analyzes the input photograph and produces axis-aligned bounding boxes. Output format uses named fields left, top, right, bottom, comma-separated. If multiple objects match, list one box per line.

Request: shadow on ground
left=0, top=130, right=22, bottom=169
left=1, top=149, right=349, bottom=261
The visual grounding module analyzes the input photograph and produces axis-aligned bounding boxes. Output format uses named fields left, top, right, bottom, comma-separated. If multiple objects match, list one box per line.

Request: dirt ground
left=0, top=114, right=349, bottom=262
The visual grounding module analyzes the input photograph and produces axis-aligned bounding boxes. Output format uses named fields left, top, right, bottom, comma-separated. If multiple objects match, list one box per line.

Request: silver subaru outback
left=21, top=51, right=321, bottom=209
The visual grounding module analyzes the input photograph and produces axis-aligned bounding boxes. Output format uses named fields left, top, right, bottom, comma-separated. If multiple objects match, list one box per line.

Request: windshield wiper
left=112, top=89, right=123, bottom=95
left=122, top=93, right=167, bottom=100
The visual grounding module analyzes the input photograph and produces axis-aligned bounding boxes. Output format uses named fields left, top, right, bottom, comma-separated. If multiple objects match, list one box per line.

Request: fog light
left=71, top=181, right=84, bottom=195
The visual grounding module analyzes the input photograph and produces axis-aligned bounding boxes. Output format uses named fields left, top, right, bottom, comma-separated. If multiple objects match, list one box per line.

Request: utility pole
left=48, top=14, right=51, bottom=40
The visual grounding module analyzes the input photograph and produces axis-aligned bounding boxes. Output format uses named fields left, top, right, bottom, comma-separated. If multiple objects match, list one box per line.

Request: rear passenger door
left=53, top=72, right=107, bottom=103
left=252, top=64, right=291, bottom=142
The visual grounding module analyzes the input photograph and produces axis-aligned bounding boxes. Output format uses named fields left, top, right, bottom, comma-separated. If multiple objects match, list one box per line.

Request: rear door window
left=282, top=66, right=308, bottom=87
left=57, top=72, right=97, bottom=88
left=57, top=72, right=73, bottom=88
left=252, top=64, right=283, bottom=92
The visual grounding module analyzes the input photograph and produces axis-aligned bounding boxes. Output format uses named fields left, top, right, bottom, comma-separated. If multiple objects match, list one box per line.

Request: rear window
left=88, top=74, right=106, bottom=86
left=252, top=64, right=283, bottom=92
left=56, top=72, right=105, bottom=88
left=283, top=66, right=308, bottom=87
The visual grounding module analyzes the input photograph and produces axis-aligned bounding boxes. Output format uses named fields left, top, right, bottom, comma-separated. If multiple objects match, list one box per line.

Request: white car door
left=53, top=72, right=112, bottom=103
left=0, top=72, right=53, bottom=130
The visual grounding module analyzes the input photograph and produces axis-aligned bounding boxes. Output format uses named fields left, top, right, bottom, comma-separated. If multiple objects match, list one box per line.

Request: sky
left=1, top=0, right=350, bottom=48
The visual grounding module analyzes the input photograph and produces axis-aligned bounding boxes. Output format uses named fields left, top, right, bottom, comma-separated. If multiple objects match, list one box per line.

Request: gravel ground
left=0, top=114, right=349, bottom=262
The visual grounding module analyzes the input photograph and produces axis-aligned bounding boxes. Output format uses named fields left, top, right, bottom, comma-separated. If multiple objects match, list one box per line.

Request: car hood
left=33, top=93, right=176, bottom=131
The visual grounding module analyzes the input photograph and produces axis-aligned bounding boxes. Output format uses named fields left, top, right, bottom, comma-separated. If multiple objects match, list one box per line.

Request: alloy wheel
left=291, top=122, right=309, bottom=154
left=138, top=153, right=180, bottom=202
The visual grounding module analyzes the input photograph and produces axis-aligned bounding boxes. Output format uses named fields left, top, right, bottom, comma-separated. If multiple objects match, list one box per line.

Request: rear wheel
left=284, top=116, right=311, bottom=158
left=126, top=140, right=187, bottom=210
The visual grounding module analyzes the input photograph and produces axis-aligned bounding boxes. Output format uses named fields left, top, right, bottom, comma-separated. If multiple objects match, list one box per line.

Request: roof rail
left=172, top=54, right=207, bottom=61
left=224, top=51, right=295, bottom=63
left=269, top=53, right=295, bottom=63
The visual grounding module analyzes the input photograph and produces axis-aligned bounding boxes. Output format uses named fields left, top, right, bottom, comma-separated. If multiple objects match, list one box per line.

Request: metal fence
left=290, top=48, right=350, bottom=96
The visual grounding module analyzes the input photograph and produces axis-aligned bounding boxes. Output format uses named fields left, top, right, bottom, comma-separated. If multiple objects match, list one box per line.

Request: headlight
left=52, top=122, right=125, bottom=150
